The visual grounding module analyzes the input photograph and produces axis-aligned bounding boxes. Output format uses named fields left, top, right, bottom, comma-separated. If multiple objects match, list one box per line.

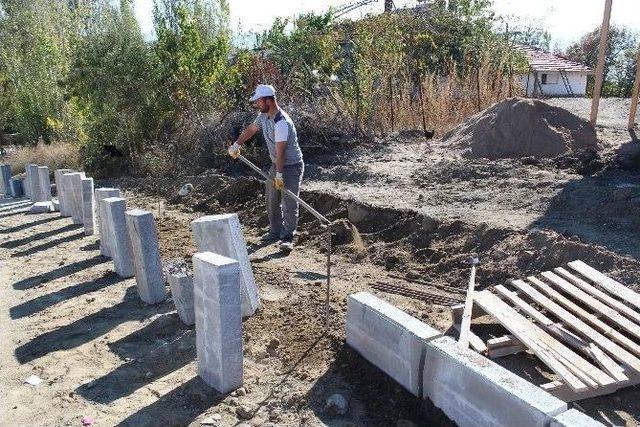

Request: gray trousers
left=267, top=162, right=304, bottom=238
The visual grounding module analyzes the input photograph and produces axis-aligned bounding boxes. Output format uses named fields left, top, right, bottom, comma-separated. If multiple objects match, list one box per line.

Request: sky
left=133, top=0, right=640, bottom=50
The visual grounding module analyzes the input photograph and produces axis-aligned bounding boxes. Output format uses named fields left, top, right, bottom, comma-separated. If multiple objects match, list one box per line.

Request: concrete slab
left=28, top=201, right=55, bottom=214
left=103, top=197, right=134, bottom=278
left=125, top=209, right=166, bottom=304
left=96, top=188, right=121, bottom=257
left=423, top=336, right=567, bottom=427
left=27, top=164, right=40, bottom=201
left=346, top=292, right=442, bottom=396
left=551, top=409, right=605, bottom=427
left=168, top=272, right=195, bottom=325
left=37, top=166, right=51, bottom=201
left=54, top=169, right=74, bottom=216
left=81, top=177, right=96, bottom=235
left=191, top=214, right=260, bottom=317
left=193, top=251, right=243, bottom=393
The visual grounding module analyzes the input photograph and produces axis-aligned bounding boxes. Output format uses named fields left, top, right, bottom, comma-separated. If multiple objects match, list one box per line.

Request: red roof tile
left=517, top=45, right=593, bottom=74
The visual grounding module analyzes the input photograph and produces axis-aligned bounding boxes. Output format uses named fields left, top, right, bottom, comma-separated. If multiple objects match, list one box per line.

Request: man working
left=228, top=84, right=304, bottom=252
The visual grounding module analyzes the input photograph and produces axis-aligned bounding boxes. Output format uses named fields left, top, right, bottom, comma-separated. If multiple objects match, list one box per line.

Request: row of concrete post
left=2, top=164, right=261, bottom=394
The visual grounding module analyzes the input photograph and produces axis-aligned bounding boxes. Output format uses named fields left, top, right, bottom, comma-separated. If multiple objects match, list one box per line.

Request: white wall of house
left=518, top=72, right=589, bottom=97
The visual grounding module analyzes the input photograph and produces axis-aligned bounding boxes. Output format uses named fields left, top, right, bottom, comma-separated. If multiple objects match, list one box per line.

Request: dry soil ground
left=1, top=97, right=640, bottom=426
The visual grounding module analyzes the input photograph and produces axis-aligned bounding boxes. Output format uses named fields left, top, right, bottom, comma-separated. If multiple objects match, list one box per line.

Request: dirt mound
left=441, top=97, right=599, bottom=159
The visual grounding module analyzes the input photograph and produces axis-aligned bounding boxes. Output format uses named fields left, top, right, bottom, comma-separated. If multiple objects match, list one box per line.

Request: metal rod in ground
left=372, top=281, right=462, bottom=305
left=326, top=223, right=332, bottom=331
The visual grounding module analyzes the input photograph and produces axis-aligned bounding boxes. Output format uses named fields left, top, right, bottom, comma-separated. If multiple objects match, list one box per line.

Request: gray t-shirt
left=253, top=109, right=303, bottom=166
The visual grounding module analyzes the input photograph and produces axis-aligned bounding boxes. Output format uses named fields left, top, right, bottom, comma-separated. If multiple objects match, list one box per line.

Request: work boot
left=260, top=231, right=280, bottom=243
left=279, top=235, right=294, bottom=252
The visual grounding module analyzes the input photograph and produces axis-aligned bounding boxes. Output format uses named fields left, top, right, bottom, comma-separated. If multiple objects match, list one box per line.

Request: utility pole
left=629, top=49, right=640, bottom=130
left=590, top=0, right=613, bottom=126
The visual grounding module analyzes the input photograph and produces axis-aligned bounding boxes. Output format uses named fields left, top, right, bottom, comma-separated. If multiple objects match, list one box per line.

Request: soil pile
left=441, top=97, right=599, bottom=159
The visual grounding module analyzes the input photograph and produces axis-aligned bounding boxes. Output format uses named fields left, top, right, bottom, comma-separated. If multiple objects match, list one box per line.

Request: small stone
left=236, top=404, right=256, bottom=420
left=324, top=393, right=348, bottom=416
left=228, top=397, right=239, bottom=407
left=200, top=417, right=216, bottom=426
left=269, top=409, right=282, bottom=422
left=268, top=338, right=280, bottom=348
left=236, top=387, right=247, bottom=396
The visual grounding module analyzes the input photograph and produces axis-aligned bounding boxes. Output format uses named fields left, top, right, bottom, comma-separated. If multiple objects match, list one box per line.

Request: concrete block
left=346, top=292, right=442, bottom=397
left=0, top=164, right=11, bottom=196
left=551, top=409, right=605, bottom=427
left=168, top=272, right=195, bottom=325
left=96, top=188, right=121, bottom=257
left=192, top=252, right=243, bottom=393
left=54, top=169, right=74, bottom=216
left=125, top=209, right=166, bottom=304
left=52, top=199, right=60, bottom=212
left=423, top=336, right=567, bottom=427
left=67, top=172, right=85, bottom=224
left=27, top=164, right=40, bottom=201
left=28, top=201, right=55, bottom=214
left=81, top=177, right=96, bottom=235
left=9, top=178, right=24, bottom=198
left=103, top=197, right=134, bottom=278
left=37, top=166, right=51, bottom=201
left=191, top=214, right=260, bottom=317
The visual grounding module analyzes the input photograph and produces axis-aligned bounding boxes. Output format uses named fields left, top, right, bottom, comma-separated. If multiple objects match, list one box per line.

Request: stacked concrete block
left=0, top=164, right=11, bottom=196
left=103, top=197, right=134, bottom=278
left=27, top=164, right=40, bottom=201
left=68, top=172, right=85, bottom=224
left=125, top=209, right=166, bottom=304
left=9, top=178, right=24, bottom=198
left=37, top=166, right=52, bottom=201
left=191, top=214, right=260, bottom=317
left=168, top=272, right=195, bottom=325
left=550, top=409, right=605, bottom=427
left=81, top=177, right=96, bottom=235
left=346, top=292, right=442, bottom=396
left=54, top=169, right=74, bottom=216
left=422, top=336, right=567, bottom=427
left=192, top=252, right=243, bottom=393
left=96, top=188, right=121, bottom=257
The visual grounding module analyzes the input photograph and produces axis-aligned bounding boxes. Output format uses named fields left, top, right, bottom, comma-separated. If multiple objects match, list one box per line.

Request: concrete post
left=125, top=209, right=166, bottom=304
left=0, top=164, right=11, bottom=197
left=61, top=172, right=78, bottom=218
left=54, top=169, right=74, bottom=216
left=168, top=272, right=195, bottom=325
left=27, top=164, right=40, bottom=201
left=24, top=163, right=35, bottom=199
left=192, top=251, right=243, bottom=393
left=81, top=177, right=96, bottom=235
left=68, top=172, right=85, bottom=224
left=191, top=214, right=260, bottom=317
left=103, top=197, right=134, bottom=278
left=96, top=188, right=121, bottom=257
left=9, top=178, right=24, bottom=198
left=37, top=166, right=51, bottom=201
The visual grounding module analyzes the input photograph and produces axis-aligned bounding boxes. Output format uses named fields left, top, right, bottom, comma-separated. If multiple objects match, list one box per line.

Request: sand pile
left=441, top=97, right=599, bottom=159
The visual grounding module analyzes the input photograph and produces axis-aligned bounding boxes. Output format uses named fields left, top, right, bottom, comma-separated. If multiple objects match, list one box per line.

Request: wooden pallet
left=470, top=260, right=640, bottom=402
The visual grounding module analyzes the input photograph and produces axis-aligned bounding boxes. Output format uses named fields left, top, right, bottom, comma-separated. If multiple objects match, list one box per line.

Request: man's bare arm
left=275, top=141, right=286, bottom=172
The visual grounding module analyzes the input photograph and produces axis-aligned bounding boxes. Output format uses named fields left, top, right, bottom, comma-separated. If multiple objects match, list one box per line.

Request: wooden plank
left=568, top=260, right=640, bottom=310
left=452, top=323, right=488, bottom=354
left=475, top=290, right=589, bottom=392
left=542, top=271, right=640, bottom=341
left=588, top=343, right=628, bottom=383
left=541, top=342, right=598, bottom=389
left=488, top=344, right=527, bottom=359
left=527, top=276, right=640, bottom=358
left=511, top=279, right=640, bottom=375
left=487, top=334, right=519, bottom=349
left=495, top=285, right=589, bottom=350
left=555, top=267, right=640, bottom=325
left=590, top=0, right=613, bottom=125
left=458, top=263, right=477, bottom=350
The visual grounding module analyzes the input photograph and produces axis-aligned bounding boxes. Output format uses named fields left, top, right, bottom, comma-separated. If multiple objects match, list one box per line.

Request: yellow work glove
left=228, top=141, right=241, bottom=159
left=274, top=171, right=285, bottom=190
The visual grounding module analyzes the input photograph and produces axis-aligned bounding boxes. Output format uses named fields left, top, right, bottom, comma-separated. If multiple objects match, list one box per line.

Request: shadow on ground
left=77, top=314, right=194, bottom=404
left=14, top=287, right=173, bottom=363
left=13, top=255, right=108, bottom=290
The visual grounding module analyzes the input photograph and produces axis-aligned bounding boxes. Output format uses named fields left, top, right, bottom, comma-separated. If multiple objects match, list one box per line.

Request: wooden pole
left=629, top=50, right=640, bottom=130
left=590, top=0, right=613, bottom=126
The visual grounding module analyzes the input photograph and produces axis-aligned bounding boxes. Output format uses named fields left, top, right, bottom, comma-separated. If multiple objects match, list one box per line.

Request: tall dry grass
left=4, top=141, right=81, bottom=175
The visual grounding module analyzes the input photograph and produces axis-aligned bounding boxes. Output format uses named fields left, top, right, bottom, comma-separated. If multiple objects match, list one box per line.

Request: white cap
left=248, top=84, right=276, bottom=102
